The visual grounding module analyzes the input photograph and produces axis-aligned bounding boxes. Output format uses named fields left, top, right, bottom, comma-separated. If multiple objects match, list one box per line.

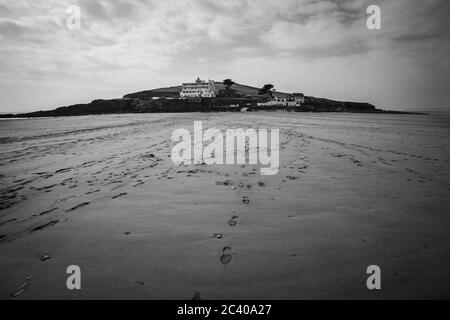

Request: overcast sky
left=0, top=0, right=449, bottom=113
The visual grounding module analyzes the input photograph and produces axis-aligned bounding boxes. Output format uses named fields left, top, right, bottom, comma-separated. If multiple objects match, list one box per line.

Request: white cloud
left=0, top=0, right=449, bottom=112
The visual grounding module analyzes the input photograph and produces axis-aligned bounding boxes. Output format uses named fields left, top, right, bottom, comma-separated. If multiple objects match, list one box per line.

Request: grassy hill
left=123, top=82, right=290, bottom=99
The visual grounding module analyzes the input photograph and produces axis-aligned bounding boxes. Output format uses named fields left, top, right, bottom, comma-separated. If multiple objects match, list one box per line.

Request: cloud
left=261, top=15, right=367, bottom=57
left=0, top=0, right=449, bottom=112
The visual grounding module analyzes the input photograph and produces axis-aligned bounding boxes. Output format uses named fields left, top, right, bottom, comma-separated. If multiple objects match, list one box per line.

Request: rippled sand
left=0, top=112, right=449, bottom=299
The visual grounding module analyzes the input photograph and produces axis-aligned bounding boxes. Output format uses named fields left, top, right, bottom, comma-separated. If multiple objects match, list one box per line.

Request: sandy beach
left=0, top=112, right=449, bottom=300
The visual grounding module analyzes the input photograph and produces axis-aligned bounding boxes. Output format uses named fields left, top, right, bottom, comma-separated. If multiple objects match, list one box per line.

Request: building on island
left=257, top=93, right=305, bottom=107
left=180, top=77, right=217, bottom=98
left=292, top=93, right=306, bottom=105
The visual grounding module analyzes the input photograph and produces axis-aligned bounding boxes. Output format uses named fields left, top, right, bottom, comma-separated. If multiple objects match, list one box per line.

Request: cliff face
left=20, top=99, right=135, bottom=117
left=303, top=97, right=377, bottom=112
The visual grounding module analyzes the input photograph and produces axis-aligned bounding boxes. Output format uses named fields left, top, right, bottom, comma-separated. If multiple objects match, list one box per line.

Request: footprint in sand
left=40, top=254, right=51, bottom=261
left=112, top=193, right=128, bottom=199
left=11, top=275, right=34, bottom=298
left=39, top=208, right=58, bottom=216
left=228, top=220, right=237, bottom=227
left=0, top=218, right=17, bottom=227
left=66, top=202, right=90, bottom=212
left=85, top=190, right=100, bottom=195
left=30, top=220, right=59, bottom=233
left=192, top=292, right=202, bottom=300
left=220, top=247, right=233, bottom=265
left=228, top=216, right=239, bottom=227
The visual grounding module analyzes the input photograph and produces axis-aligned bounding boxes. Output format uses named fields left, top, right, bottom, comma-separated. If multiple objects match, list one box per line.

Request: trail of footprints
left=2, top=117, right=449, bottom=298
left=208, top=128, right=314, bottom=273
left=0, top=139, right=174, bottom=242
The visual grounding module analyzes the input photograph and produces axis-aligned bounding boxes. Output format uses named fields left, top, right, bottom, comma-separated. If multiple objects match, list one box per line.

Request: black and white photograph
left=0, top=0, right=449, bottom=304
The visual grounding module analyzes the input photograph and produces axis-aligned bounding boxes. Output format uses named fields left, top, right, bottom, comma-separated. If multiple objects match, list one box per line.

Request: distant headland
left=0, top=78, right=427, bottom=118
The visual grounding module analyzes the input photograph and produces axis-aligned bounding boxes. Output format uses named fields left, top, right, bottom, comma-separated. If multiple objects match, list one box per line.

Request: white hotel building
left=180, top=77, right=217, bottom=98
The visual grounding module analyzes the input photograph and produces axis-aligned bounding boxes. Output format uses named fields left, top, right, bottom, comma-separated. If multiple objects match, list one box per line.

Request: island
left=0, top=79, right=426, bottom=118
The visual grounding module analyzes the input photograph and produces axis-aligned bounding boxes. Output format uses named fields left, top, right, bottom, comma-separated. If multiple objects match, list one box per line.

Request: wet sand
left=0, top=112, right=449, bottom=299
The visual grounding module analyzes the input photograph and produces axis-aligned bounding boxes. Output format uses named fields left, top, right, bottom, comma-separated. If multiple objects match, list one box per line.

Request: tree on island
left=259, top=84, right=275, bottom=99
left=223, top=79, right=235, bottom=96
